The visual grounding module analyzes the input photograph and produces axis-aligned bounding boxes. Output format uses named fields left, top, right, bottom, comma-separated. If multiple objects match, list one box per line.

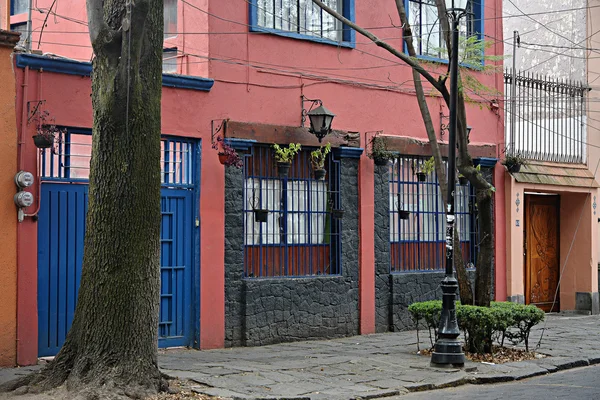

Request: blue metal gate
left=37, top=132, right=198, bottom=357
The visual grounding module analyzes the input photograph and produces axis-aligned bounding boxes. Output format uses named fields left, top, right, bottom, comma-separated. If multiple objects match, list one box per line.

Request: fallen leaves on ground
left=148, top=379, right=221, bottom=400
left=417, top=345, right=546, bottom=364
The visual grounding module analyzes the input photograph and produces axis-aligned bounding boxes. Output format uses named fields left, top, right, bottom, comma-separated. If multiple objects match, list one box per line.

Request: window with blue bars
left=40, top=129, right=195, bottom=188
left=389, top=156, right=478, bottom=272
left=243, top=145, right=342, bottom=278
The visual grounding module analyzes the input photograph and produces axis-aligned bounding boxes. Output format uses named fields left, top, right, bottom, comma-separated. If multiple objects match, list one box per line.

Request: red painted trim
left=359, top=154, right=375, bottom=334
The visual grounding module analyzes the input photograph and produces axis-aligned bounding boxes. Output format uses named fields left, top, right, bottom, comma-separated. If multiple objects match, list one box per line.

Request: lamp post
left=431, top=0, right=468, bottom=367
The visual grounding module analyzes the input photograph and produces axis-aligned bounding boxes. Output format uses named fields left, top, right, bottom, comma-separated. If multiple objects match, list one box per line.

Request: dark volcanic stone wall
left=224, top=154, right=360, bottom=347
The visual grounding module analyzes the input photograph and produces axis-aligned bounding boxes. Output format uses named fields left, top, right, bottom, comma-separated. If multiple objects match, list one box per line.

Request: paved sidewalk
left=2, top=314, right=600, bottom=399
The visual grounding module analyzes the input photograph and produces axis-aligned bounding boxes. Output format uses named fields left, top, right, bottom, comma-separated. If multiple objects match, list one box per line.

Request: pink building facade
left=3, top=0, right=506, bottom=365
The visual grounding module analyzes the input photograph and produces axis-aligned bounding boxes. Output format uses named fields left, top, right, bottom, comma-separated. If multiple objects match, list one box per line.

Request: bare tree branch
left=312, top=0, right=447, bottom=97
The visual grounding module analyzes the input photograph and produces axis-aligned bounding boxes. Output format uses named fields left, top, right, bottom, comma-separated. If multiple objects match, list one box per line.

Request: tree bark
left=1, top=0, right=166, bottom=397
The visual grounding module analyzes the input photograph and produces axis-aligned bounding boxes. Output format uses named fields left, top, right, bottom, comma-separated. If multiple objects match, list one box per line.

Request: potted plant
left=273, top=143, right=301, bottom=178
left=249, top=189, right=269, bottom=223
left=310, top=143, right=331, bottom=180
left=502, top=153, right=527, bottom=173
left=367, top=136, right=395, bottom=166
left=416, top=157, right=435, bottom=182
left=458, top=174, right=468, bottom=185
left=212, top=137, right=243, bottom=168
left=397, top=194, right=410, bottom=220
left=31, top=110, right=65, bottom=149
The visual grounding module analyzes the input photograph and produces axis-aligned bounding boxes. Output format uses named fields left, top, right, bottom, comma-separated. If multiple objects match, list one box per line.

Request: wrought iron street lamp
left=302, top=96, right=336, bottom=142
left=430, top=0, right=469, bottom=368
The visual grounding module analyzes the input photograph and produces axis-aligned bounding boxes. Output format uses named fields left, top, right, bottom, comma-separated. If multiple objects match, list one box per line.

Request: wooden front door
left=525, top=195, right=560, bottom=312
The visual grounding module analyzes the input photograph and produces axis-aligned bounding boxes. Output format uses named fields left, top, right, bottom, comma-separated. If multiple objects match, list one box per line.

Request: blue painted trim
left=225, top=138, right=256, bottom=151
left=16, top=54, right=214, bottom=91
left=193, top=140, right=201, bottom=349
left=334, top=146, right=363, bottom=159
left=474, top=157, right=498, bottom=168
left=248, top=0, right=355, bottom=48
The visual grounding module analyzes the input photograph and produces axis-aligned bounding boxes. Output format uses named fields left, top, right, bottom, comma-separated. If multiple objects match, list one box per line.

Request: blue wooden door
left=38, top=185, right=196, bottom=356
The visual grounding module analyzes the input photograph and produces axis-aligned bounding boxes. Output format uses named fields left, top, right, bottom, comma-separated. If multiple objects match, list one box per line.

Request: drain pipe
left=25, top=0, right=32, bottom=52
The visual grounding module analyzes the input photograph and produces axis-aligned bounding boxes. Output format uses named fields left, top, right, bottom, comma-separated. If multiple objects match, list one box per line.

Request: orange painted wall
left=0, top=35, right=18, bottom=366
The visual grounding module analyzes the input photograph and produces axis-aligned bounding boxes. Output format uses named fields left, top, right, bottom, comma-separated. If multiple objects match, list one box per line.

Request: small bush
left=408, top=301, right=545, bottom=354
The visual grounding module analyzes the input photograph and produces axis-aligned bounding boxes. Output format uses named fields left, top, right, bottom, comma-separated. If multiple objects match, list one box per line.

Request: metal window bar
left=243, top=145, right=341, bottom=278
left=41, top=130, right=194, bottom=187
left=389, top=156, right=478, bottom=273
left=504, top=70, right=588, bottom=163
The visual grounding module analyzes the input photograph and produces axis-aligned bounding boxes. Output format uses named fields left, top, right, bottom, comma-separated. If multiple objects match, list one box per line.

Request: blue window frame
left=243, top=145, right=342, bottom=277
left=389, top=156, right=478, bottom=272
left=249, top=0, right=355, bottom=48
left=405, top=0, right=483, bottom=62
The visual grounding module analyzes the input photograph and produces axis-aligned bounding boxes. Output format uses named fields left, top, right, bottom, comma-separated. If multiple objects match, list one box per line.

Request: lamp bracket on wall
left=301, top=95, right=323, bottom=128
left=440, top=111, right=449, bottom=138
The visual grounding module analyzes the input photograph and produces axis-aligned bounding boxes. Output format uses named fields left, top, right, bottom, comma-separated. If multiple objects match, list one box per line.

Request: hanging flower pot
left=253, top=209, right=269, bottom=223
left=507, top=163, right=521, bottom=173
left=218, top=153, right=228, bottom=165
left=331, top=209, right=344, bottom=220
left=313, top=168, right=326, bottom=180
left=458, top=175, right=468, bottom=185
left=374, top=157, right=389, bottom=166
left=33, top=134, right=54, bottom=149
left=277, top=162, right=291, bottom=178
left=399, top=210, right=410, bottom=220
left=416, top=172, right=427, bottom=182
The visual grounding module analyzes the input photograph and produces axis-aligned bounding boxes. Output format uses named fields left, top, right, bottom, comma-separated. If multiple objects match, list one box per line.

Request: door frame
left=524, top=193, right=560, bottom=312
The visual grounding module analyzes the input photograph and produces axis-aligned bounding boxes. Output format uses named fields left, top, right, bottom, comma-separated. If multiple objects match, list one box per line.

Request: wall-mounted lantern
left=301, top=96, right=335, bottom=142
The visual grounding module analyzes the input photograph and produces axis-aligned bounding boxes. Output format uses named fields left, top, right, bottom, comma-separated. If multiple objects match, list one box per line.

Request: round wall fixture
left=14, top=191, right=34, bottom=208
left=14, top=171, right=34, bottom=188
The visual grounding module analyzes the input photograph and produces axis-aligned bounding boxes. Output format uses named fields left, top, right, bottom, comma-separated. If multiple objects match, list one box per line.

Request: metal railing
left=504, top=70, right=588, bottom=163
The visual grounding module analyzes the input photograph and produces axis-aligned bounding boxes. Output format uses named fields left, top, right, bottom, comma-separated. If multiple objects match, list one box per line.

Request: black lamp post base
left=431, top=338, right=465, bottom=367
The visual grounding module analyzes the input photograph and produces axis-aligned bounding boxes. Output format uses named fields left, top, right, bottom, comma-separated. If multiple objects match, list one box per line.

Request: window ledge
left=249, top=25, right=355, bottom=49
left=416, top=54, right=483, bottom=70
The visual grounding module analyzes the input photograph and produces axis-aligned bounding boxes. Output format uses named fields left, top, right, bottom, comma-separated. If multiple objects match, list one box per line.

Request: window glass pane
left=163, top=50, right=178, bottom=74
left=164, top=0, right=178, bottom=39
left=256, top=0, right=342, bottom=41
left=12, top=0, right=28, bottom=15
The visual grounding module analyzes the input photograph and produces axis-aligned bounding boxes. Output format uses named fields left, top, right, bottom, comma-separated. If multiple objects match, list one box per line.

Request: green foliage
left=273, top=143, right=301, bottom=163
left=502, top=153, right=528, bottom=168
left=367, top=136, right=395, bottom=162
left=419, top=157, right=435, bottom=175
left=408, top=301, right=545, bottom=354
left=310, top=143, right=331, bottom=169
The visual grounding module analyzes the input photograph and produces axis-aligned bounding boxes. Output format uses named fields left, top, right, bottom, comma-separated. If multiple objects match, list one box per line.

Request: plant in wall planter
left=458, top=174, right=468, bottom=185
left=273, top=143, right=301, bottom=178
left=310, top=143, right=331, bottom=180
left=416, top=157, right=435, bottom=182
left=502, top=153, right=527, bottom=173
left=367, top=136, right=395, bottom=166
left=212, top=136, right=243, bottom=168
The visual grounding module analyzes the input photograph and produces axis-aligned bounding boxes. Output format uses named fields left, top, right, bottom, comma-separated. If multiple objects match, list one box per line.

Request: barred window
left=252, top=0, right=350, bottom=43
left=389, top=156, right=478, bottom=272
left=243, top=146, right=342, bottom=277
left=408, top=0, right=481, bottom=60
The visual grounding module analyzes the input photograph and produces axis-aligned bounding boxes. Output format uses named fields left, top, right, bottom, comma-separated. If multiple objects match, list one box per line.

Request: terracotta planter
left=218, top=153, right=228, bottom=165
left=416, top=172, right=427, bottom=182
left=33, top=134, right=54, bottom=149
left=313, top=168, right=326, bottom=180
left=277, top=162, right=291, bottom=178
left=253, top=209, right=269, bottom=223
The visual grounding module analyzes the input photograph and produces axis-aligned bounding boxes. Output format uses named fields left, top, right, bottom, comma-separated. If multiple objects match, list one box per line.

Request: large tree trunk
left=1, top=0, right=165, bottom=397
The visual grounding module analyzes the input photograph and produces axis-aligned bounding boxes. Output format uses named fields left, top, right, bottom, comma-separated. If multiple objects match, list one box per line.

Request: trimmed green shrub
left=408, top=301, right=545, bottom=354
